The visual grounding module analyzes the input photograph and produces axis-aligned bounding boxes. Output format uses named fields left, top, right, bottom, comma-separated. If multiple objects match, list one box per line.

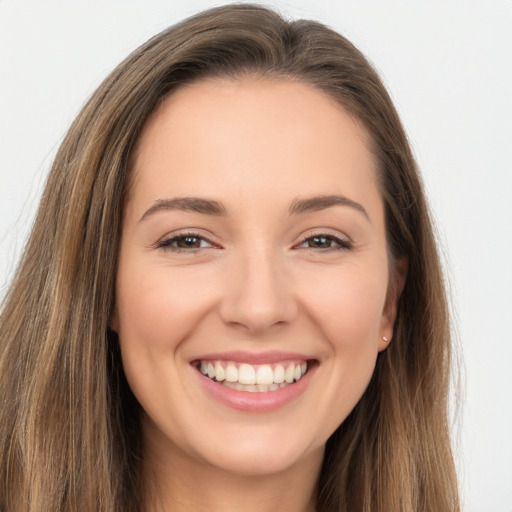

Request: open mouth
left=193, top=359, right=315, bottom=393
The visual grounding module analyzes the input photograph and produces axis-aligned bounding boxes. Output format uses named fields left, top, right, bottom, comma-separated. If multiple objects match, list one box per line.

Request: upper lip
left=190, top=350, right=316, bottom=365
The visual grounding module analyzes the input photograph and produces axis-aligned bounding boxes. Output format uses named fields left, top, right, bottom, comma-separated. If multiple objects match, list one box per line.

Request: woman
left=0, top=4, right=459, bottom=511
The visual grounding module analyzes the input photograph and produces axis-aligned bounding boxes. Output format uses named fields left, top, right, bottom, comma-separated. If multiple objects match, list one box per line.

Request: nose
left=219, top=247, right=297, bottom=334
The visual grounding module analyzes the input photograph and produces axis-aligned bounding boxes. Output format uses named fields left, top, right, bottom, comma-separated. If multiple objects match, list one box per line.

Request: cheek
left=298, top=262, right=387, bottom=347
left=116, top=260, right=214, bottom=348
left=114, top=259, right=217, bottom=397
left=297, top=262, right=387, bottom=404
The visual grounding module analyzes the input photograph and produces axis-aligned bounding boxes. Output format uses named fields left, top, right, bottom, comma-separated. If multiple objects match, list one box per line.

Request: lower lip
left=195, top=364, right=316, bottom=413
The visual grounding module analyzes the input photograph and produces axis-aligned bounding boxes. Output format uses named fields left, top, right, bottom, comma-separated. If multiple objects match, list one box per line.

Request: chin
left=200, top=439, right=322, bottom=477
left=178, top=421, right=326, bottom=478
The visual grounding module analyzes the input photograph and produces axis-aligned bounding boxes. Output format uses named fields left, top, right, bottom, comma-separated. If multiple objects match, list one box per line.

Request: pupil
left=178, top=236, right=200, bottom=248
left=311, top=236, right=330, bottom=248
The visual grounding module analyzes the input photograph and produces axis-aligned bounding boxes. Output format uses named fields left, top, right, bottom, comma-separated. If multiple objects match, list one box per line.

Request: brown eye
left=175, top=236, right=202, bottom=248
left=157, top=233, right=214, bottom=251
left=298, top=234, right=352, bottom=251
left=307, top=236, right=333, bottom=249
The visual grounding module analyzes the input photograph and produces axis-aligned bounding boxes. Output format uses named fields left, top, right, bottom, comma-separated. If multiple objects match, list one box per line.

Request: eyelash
left=156, top=231, right=352, bottom=254
left=296, top=233, right=353, bottom=252
left=155, top=232, right=216, bottom=253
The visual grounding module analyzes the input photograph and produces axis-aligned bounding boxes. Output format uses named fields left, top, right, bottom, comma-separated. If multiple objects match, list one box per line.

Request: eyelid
left=153, top=228, right=352, bottom=253
left=293, top=230, right=353, bottom=251
left=154, top=230, right=221, bottom=252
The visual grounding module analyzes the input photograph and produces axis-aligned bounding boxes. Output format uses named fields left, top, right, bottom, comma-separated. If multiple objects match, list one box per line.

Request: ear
left=378, top=256, right=408, bottom=351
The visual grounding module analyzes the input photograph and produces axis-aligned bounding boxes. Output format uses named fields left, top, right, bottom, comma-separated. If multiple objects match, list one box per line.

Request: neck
left=142, top=425, right=323, bottom=512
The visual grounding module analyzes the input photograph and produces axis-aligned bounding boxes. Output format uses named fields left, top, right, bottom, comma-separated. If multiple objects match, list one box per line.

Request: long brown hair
left=0, top=4, right=459, bottom=511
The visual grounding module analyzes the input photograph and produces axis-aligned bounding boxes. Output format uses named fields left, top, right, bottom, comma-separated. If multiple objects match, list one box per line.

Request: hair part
left=0, top=4, right=459, bottom=511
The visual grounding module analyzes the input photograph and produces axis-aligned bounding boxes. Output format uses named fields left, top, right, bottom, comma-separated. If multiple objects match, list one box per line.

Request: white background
left=0, top=1, right=511, bottom=510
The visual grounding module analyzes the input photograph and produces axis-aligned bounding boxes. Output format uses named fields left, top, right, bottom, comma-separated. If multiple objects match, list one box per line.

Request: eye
left=156, top=233, right=216, bottom=252
left=296, top=233, right=352, bottom=251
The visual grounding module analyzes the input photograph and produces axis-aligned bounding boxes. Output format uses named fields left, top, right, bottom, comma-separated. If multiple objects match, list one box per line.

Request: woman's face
left=113, top=77, right=400, bottom=477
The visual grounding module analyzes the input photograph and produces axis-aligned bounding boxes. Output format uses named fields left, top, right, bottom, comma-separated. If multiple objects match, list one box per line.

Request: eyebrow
left=139, top=194, right=369, bottom=222
left=289, top=194, right=370, bottom=220
left=139, top=197, right=227, bottom=222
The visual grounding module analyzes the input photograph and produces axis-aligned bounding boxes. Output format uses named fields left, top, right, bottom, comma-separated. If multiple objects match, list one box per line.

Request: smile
left=192, top=353, right=317, bottom=412
left=197, top=360, right=308, bottom=393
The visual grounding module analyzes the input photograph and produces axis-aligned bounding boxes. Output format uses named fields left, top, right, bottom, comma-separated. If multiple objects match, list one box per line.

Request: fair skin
left=112, top=77, right=402, bottom=512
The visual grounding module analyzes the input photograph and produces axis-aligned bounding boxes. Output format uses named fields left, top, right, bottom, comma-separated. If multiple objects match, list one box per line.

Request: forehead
left=128, top=77, right=380, bottom=217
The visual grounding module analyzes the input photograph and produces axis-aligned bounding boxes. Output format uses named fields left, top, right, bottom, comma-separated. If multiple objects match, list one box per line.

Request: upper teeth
left=199, top=360, right=308, bottom=385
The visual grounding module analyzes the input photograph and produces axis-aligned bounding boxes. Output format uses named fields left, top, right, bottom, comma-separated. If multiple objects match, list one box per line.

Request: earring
left=382, top=336, right=389, bottom=342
